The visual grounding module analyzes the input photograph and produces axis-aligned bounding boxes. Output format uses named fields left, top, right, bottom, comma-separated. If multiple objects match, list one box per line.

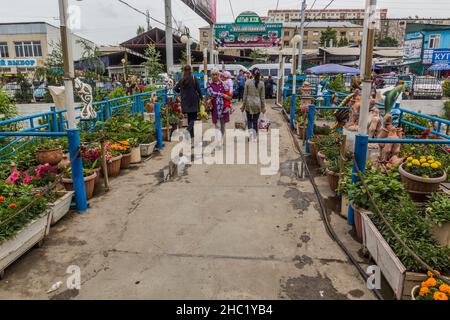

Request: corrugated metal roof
left=283, top=21, right=362, bottom=29
left=320, top=47, right=361, bottom=55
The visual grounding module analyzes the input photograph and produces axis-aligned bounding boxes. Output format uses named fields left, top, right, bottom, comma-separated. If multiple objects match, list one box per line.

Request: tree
left=14, top=72, right=33, bottom=103
left=136, top=26, right=146, bottom=36
left=375, top=36, right=399, bottom=47
left=77, top=39, right=105, bottom=84
left=338, top=37, right=349, bottom=47
left=142, top=44, right=163, bottom=82
left=249, top=49, right=268, bottom=64
left=320, top=27, right=337, bottom=47
left=34, top=41, right=64, bottom=85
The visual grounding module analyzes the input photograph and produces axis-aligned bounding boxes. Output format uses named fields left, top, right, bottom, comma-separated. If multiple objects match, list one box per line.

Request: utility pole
left=297, top=0, right=307, bottom=74
left=58, top=0, right=76, bottom=129
left=164, top=0, right=174, bottom=71
left=209, top=25, right=215, bottom=66
left=358, top=0, right=377, bottom=135
left=146, top=9, right=151, bottom=31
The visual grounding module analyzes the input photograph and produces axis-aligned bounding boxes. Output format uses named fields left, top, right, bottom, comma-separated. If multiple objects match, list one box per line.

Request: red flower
left=8, top=203, right=17, bottom=209
left=6, top=171, right=19, bottom=185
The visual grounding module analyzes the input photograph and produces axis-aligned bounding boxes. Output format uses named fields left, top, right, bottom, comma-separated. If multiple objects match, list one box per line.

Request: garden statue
left=163, top=74, right=175, bottom=98
left=74, top=78, right=96, bottom=120
left=346, top=89, right=361, bottom=131
left=300, top=81, right=314, bottom=108
left=367, top=100, right=383, bottom=149
left=375, top=83, right=408, bottom=114
left=377, top=114, right=404, bottom=170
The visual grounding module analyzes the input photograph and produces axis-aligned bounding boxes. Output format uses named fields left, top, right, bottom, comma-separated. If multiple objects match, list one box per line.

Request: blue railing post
left=50, top=106, right=58, bottom=133
left=104, top=100, right=111, bottom=120
left=290, top=93, right=296, bottom=130
left=305, top=104, right=315, bottom=153
left=67, top=128, right=88, bottom=212
left=154, top=102, right=164, bottom=149
left=348, top=134, right=368, bottom=225
left=162, top=88, right=168, bottom=106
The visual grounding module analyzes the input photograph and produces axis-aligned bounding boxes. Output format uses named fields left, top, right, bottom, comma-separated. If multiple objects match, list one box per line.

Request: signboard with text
left=422, top=48, right=450, bottom=64
left=181, top=0, right=216, bottom=25
left=403, top=33, right=423, bottom=60
left=214, top=12, right=282, bottom=48
left=0, top=58, right=37, bottom=68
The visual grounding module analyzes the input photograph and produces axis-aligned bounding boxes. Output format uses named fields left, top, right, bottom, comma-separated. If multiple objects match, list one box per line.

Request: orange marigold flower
left=422, top=277, right=437, bottom=287
left=419, top=286, right=429, bottom=297
left=439, top=284, right=450, bottom=295
left=0, top=196, right=5, bottom=202
left=34, top=193, right=41, bottom=198
left=433, top=291, right=448, bottom=301
left=8, top=203, right=17, bottom=209
left=427, top=270, right=441, bottom=277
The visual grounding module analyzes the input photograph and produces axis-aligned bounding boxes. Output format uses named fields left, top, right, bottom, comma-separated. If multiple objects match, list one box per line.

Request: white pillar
left=297, top=0, right=307, bottom=74
left=164, top=0, right=174, bottom=71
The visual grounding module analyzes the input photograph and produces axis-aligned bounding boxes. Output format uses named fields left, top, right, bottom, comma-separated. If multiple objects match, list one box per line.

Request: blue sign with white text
left=432, top=49, right=450, bottom=64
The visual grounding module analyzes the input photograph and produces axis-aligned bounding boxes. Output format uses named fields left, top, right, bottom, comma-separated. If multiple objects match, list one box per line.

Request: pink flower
left=6, top=171, right=19, bottom=185
left=23, top=175, right=34, bottom=185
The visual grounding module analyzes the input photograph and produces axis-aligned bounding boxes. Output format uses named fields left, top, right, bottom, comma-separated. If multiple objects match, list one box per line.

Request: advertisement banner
left=403, top=36, right=423, bottom=60
left=0, top=58, right=37, bottom=67
left=181, top=0, right=216, bottom=25
left=432, top=49, right=450, bottom=64
left=214, top=12, right=282, bottom=48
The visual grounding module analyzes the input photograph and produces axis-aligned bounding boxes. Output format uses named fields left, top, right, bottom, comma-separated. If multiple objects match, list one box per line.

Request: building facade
left=282, top=21, right=363, bottom=49
left=383, top=18, right=450, bottom=45
left=0, top=22, right=94, bottom=76
left=267, top=8, right=388, bottom=22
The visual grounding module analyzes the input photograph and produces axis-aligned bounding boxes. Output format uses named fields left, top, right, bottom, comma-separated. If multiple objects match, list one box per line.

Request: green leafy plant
left=35, top=138, right=61, bottom=150
left=401, top=114, right=430, bottom=137
left=426, top=192, right=450, bottom=227
left=327, top=74, right=345, bottom=93
left=442, top=79, right=450, bottom=98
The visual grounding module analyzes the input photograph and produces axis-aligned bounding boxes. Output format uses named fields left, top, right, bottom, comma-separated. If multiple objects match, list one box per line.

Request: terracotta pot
left=352, top=205, right=363, bottom=243
left=120, top=153, right=132, bottom=169
left=296, top=125, right=306, bottom=140
left=431, top=222, right=450, bottom=247
left=106, top=154, right=122, bottom=177
left=398, top=163, right=447, bottom=202
left=316, top=151, right=326, bottom=168
left=130, top=147, right=141, bottom=164
left=36, top=147, right=63, bottom=166
left=326, top=169, right=340, bottom=193
left=162, top=127, right=170, bottom=141
left=145, top=102, right=154, bottom=113
left=62, top=172, right=97, bottom=200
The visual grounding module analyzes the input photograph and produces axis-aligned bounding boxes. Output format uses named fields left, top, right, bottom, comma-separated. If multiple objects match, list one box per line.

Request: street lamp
left=290, top=34, right=301, bottom=129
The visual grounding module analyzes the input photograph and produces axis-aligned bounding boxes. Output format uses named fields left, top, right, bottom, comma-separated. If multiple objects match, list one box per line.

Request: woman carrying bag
left=174, top=65, right=203, bottom=139
left=241, top=67, right=266, bottom=140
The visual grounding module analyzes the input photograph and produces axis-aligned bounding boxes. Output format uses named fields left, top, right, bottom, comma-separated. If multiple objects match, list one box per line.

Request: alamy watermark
left=170, top=122, right=280, bottom=175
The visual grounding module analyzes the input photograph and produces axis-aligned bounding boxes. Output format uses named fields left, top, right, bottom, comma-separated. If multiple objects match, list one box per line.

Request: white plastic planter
left=48, top=191, right=74, bottom=225
left=140, top=141, right=157, bottom=157
left=130, top=147, right=141, bottom=163
left=0, top=212, right=51, bottom=279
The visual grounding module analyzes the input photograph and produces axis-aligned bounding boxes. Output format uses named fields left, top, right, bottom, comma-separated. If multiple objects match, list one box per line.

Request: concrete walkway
left=0, top=102, right=374, bottom=300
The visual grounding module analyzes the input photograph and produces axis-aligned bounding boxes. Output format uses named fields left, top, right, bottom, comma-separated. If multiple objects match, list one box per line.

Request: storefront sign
left=422, top=48, right=450, bottom=64
left=0, top=59, right=37, bottom=67
left=403, top=33, right=423, bottom=60
left=214, top=12, right=282, bottom=48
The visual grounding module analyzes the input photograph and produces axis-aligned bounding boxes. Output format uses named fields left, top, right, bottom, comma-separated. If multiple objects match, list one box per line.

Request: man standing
left=237, top=70, right=245, bottom=102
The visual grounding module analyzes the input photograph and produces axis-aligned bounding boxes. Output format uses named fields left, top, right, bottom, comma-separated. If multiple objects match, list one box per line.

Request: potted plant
left=324, top=158, right=340, bottom=193
left=426, top=192, right=450, bottom=247
left=0, top=181, right=50, bottom=279
left=295, top=114, right=307, bottom=140
left=104, top=142, right=122, bottom=177
left=128, top=138, right=141, bottom=164
left=411, top=272, right=450, bottom=300
left=62, top=167, right=97, bottom=200
left=110, top=140, right=131, bottom=169
left=81, top=144, right=102, bottom=185
left=312, top=136, right=336, bottom=168
left=35, top=139, right=63, bottom=166
left=399, top=154, right=447, bottom=201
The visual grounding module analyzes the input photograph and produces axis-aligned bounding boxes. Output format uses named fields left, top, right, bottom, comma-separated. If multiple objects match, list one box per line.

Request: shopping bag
left=235, top=111, right=246, bottom=130
left=199, top=101, right=209, bottom=120
left=258, top=113, right=270, bottom=131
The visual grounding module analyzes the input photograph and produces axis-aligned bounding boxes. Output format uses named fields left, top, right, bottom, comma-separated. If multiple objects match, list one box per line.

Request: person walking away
left=207, top=68, right=232, bottom=147
left=237, top=70, right=245, bottom=102
left=174, top=65, right=203, bottom=140
left=242, top=68, right=266, bottom=141
left=264, top=77, right=270, bottom=99
left=266, top=75, right=274, bottom=99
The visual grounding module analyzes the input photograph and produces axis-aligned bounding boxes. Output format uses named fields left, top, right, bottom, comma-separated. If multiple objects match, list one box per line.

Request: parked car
left=413, top=76, right=443, bottom=100
left=33, top=84, right=48, bottom=102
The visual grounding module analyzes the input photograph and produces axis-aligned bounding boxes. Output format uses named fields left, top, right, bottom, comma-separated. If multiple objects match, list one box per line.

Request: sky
left=1, top=0, right=450, bottom=45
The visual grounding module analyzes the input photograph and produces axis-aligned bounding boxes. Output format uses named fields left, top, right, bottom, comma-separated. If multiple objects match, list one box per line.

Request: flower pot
left=130, top=147, right=141, bottom=164
left=411, top=285, right=420, bottom=300
left=36, top=147, right=63, bottom=166
left=326, top=169, right=340, bottom=193
left=106, top=155, right=122, bottom=177
left=296, top=125, right=306, bottom=140
left=120, top=152, right=132, bottom=169
left=162, top=127, right=170, bottom=141
left=352, top=205, right=363, bottom=243
left=49, top=191, right=74, bottom=225
left=93, top=167, right=101, bottom=185
left=140, top=141, right=157, bottom=157
left=0, top=212, right=50, bottom=279
left=398, top=163, right=447, bottom=202
left=62, top=172, right=97, bottom=200
left=431, top=222, right=450, bottom=247
left=316, top=151, right=326, bottom=168
left=340, top=195, right=349, bottom=219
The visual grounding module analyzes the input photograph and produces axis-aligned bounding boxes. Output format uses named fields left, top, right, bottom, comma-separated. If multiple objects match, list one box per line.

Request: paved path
left=0, top=102, right=374, bottom=300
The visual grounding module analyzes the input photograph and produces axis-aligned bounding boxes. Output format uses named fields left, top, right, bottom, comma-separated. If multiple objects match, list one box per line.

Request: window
left=429, top=34, right=440, bottom=49
left=312, top=40, right=318, bottom=46
left=0, top=42, right=8, bottom=57
left=284, top=41, right=290, bottom=46
left=14, top=41, right=42, bottom=57
left=202, top=31, right=209, bottom=37
left=284, top=31, right=290, bottom=37
left=359, top=31, right=363, bottom=36
left=203, top=41, right=208, bottom=47
left=303, top=40, right=308, bottom=47
left=340, top=31, right=346, bottom=37
left=349, top=31, right=355, bottom=36
left=313, top=31, right=319, bottom=36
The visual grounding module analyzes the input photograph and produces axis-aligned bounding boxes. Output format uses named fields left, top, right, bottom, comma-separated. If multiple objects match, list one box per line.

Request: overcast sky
left=1, top=0, right=450, bottom=45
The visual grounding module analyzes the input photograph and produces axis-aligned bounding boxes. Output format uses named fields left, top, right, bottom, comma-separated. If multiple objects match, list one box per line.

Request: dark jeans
left=186, top=112, right=197, bottom=138
left=238, top=86, right=244, bottom=101
left=246, top=112, right=260, bottom=134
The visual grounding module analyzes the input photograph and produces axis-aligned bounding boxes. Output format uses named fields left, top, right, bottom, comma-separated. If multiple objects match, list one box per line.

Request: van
left=198, top=64, right=248, bottom=77
left=249, top=63, right=293, bottom=80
